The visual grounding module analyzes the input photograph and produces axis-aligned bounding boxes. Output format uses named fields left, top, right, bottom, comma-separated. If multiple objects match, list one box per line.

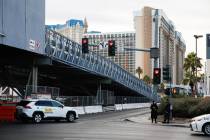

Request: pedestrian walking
left=150, top=101, right=158, bottom=123
left=163, top=102, right=171, bottom=123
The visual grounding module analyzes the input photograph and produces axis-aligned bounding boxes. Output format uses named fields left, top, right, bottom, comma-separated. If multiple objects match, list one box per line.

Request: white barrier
left=72, top=103, right=150, bottom=115
left=84, top=106, right=103, bottom=114
left=115, top=104, right=123, bottom=110
left=115, top=103, right=150, bottom=110
left=73, top=106, right=86, bottom=115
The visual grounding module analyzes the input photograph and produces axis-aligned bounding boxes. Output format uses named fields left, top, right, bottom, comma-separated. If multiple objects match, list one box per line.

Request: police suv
left=16, top=99, right=79, bottom=123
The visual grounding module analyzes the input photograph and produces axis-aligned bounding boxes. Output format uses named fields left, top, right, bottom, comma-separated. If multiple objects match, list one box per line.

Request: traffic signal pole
left=124, top=47, right=160, bottom=102
left=154, top=58, right=159, bottom=102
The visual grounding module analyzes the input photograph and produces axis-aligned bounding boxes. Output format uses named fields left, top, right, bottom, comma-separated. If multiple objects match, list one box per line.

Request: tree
left=136, top=66, right=143, bottom=79
left=143, top=75, right=151, bottom=85
left=183, top=52, right=202, bottom=95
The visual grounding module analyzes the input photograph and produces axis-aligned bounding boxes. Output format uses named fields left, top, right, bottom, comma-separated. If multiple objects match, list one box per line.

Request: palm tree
left=143, top=75, right=151, bottom=85
left=136, top=66, right=143, bottom=79
left=183, top=52, right=202, bottom=95
left=159, top=83, right=165, bottom=92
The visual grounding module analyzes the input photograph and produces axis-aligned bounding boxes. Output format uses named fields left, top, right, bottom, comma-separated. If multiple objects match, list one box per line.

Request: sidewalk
left=126, top=113, right=190, bottom=128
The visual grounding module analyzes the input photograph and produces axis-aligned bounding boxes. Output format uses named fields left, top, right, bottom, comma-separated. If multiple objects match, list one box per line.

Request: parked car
left=16, top=99, right=79, bottom=123
left=190, top=114, right=210, bottom=136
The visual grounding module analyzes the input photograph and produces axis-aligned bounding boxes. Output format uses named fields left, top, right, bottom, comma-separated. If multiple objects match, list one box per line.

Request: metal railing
left=25, top=85, right=60, bottom=99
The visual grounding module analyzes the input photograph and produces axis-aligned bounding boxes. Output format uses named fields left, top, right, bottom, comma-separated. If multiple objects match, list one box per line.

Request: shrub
left=188, top=97, right=210, bottom=117
left=158, top=97, right=202, bottom=118
left=172, top=97, right=201, bottom=118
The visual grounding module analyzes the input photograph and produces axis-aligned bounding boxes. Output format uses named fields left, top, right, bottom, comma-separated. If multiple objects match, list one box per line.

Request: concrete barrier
left=72, top=106, right=86, bottom=115
left=115, top=104, right=123, bottom=110
left=72, top=103, right=150, bottom=115
left=84, top=106, right=103, bottom=114
left=115, top=103, right=150, bottom=110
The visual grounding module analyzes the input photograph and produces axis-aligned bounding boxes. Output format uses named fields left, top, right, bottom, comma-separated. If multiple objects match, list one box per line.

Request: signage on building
left=207, top=34, right=210, bottom=59
left=90, top=41, right=108, bottom=49
left=207, top=34, right=210, bottom=47
left=29, top=39, right=40, bottom=50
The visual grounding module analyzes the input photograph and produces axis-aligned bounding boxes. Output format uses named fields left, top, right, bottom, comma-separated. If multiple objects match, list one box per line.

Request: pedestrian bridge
left=44, top=29, right=157, bottom=101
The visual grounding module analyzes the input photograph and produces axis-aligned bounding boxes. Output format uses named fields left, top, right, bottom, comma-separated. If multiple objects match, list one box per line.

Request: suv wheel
left=67, top=113, right=75, bottom=122
left=33, top=113, right=43, bottom=123
left=203, top=123, right=210, bottom=136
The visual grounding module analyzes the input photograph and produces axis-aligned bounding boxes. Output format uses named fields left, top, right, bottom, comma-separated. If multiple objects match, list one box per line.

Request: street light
left=194, top=35, right=203, bottom=96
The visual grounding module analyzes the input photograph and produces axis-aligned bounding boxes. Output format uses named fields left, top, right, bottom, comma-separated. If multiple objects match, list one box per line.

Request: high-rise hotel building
left=134, top=7, right=186, bottom=84
left=47, top=18, right=88, bottom=44
left=84, top=32, right=136, bottom=75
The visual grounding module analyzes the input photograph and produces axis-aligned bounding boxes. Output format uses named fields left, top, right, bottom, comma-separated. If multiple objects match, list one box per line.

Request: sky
left=46, top=0, right=210, bottom=66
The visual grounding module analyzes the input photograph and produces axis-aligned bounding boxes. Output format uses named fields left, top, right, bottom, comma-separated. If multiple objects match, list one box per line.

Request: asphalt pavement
left=0, top=108, right=209, bottom=140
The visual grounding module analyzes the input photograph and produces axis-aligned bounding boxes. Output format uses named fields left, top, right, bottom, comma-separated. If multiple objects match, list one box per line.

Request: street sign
left=207, top=34, right=210, bottom=47
left=150, top=48, right=160, bottom=58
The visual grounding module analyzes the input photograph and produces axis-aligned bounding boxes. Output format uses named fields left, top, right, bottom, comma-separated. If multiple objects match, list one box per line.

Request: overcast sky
left=46, top=0, right=210, bottom=65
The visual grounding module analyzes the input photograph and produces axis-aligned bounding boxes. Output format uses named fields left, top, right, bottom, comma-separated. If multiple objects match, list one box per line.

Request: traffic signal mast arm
left=124, top=48, right=150, bottom=52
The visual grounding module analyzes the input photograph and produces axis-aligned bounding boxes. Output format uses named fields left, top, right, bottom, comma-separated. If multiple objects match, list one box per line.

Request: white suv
left=190, top=114, right=210, bottom=136
left=16, top=99, right=79, bottom=123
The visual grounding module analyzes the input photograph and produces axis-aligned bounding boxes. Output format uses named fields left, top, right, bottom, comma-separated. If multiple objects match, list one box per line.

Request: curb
left=160, top=123, right=190, bottom=128
left=126, top=117, right=190, bottom=128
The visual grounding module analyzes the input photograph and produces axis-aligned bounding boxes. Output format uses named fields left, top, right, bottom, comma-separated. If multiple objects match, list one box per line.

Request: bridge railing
left=45, top=28, right=157, bottom=101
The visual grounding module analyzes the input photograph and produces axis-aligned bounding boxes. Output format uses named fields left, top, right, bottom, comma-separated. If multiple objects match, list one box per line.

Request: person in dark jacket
left=150, top=101, right=158, bottom=123
left=163, top=102, right=171, bottom=123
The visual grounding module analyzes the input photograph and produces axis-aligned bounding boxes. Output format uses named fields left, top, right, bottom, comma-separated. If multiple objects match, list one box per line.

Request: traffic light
left=153, top=68, right=161, bottom=84
left=108, top=40, right=115, bottom=56
left=163, top=66, right=170, bottom=81
left=82, top=38, right=89, bottom=53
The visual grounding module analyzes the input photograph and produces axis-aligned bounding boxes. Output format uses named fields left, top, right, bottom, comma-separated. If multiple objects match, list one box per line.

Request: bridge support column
left=32, top=65, right=38, bottom=93
left=96, top=82, right=102, bottom=105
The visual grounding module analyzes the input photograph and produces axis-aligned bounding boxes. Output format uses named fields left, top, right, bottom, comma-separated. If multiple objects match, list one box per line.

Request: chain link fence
left=25, top=85, right=60, bottom=99
left=115, top=96, right=150, bottom=104
left=58, top=96, right=150, bottom=106
left=25, top=86, right=150, bottom=106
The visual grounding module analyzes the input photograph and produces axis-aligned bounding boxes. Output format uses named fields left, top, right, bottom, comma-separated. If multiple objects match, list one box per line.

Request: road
left=0, top=108, right=209, bottom=140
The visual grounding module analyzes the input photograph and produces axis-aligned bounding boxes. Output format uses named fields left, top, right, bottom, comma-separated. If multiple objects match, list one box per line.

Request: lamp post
left=194, top=35, right=203, bottom=96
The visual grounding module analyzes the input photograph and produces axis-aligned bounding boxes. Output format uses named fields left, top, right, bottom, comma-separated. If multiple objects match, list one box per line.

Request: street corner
left=124, top=115, right=151, bottom=124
